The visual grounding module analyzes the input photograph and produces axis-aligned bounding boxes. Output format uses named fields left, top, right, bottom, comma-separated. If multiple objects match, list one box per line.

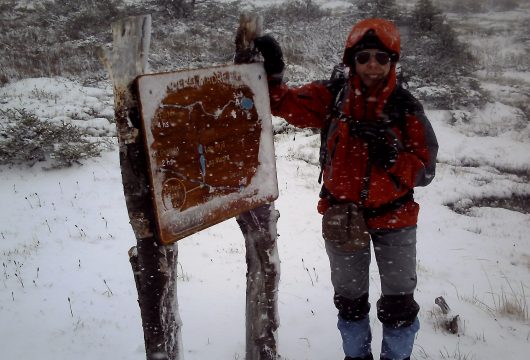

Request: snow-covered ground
left=1, top=5, right=529, bottom=360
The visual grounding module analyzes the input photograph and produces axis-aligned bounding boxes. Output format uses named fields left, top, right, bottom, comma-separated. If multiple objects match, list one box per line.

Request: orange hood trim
left=343, top=18, right=401, bottom=66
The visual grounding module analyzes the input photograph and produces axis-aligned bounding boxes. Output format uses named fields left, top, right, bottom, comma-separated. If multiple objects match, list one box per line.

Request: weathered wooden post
left=99, top=12, right=280, bottom=360
left=98, top=15, right=183, bottom=360
left=234, top=13, right=281, bottom=360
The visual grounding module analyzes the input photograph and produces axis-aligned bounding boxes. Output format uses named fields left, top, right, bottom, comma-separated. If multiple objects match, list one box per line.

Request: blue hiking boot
left=338, top=316, right=373, bottom=359
left=345, top=354, right=374, bottom=360
left=380, top=317, right=419, bottom=360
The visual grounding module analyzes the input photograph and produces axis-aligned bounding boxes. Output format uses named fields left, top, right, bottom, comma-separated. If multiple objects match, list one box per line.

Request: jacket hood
left=343, top=18, right=401, bottom=67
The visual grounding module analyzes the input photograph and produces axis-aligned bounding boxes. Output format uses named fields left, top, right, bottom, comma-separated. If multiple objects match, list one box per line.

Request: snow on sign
left=136, top=63, right=278, bottom=245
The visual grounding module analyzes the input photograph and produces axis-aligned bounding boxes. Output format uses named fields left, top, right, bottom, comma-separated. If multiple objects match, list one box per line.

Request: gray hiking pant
left=325, top=226, right=418, bottom=308
left=326, top=226, right=419, bottom=359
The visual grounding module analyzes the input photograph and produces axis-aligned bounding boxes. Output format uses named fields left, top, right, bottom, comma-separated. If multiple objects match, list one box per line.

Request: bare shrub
left=260, top=5, right=354, bottom=83
left=443, top=0, right=485, bottom=13
left=442, top=0, right=521, bottom=13
left=0, top=0, right=511, bottom=110
left=148, top=0, right=196, bottom=18
left=492, top=0, right=521, bottom=11
left=0, top=0, right=126, bottom=81
left=0, top=74, right=9, bottom=87
left=262, top=0, right=331, bottom=25
left=62, top=0, right=123, bottom=40
left=357, top=0, right=400, bottom=19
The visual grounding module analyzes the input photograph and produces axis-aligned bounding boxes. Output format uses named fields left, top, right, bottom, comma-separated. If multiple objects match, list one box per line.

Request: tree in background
left=400, top=0, right=484, bottom=108
left=413, top=0, right=443, bottom=31
left=410, top=0, right=462, bottom=54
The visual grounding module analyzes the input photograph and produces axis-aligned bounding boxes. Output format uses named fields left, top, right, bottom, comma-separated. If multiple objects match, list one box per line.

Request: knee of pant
left=377, top=294, right=419, bottom=328
left=334, top=292, right=370, bottom=321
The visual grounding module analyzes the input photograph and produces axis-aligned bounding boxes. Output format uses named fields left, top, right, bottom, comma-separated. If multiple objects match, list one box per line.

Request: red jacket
left=269, top=73, right=438, bottom=230
left=269, top=19, right=438, bottom=229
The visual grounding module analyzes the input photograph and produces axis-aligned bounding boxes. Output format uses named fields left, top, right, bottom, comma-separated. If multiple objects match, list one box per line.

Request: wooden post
left=237, top=203, right=281, bottom=360
left=234, top=13, right=281, bottom=360
left=435, top=296, right=459, bottom=334
left=98, top=15, right=183, bottom=360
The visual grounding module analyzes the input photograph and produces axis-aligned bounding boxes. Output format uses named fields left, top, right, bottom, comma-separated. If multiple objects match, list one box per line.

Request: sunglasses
left=354, top=51, right=391, bottom=65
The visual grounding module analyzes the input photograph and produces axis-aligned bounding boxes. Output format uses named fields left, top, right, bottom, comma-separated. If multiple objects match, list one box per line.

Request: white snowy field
left=1, top=2, right=530, bottom=359
left=0, top=73, right=529, bottom=360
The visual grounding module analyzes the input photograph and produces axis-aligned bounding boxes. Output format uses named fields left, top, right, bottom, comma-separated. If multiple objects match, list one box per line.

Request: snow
left=1, top=5, right=530, bottom=360
left=1, top=74, right=529, bottom=359
left=431, top=109, right=530, bottom=173
left=0, top=77, right=116, bottom=136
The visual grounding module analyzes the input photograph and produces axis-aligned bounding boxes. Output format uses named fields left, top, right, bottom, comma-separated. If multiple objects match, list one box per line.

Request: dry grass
left=459, top=278, right=529, bottom=322
left=439, top=345, right=476, bottom=360
left=494, top=282, right=529, bottom=321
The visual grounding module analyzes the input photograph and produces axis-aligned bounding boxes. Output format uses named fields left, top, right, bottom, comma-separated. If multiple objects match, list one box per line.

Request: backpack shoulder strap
left=388, top=84, right=424, bottom=116
left=318, top=65, right=348, bottom=184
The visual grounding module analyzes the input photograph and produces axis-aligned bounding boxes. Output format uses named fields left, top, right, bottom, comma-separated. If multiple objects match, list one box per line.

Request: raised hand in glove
left=353, top=122, right=400, bottom=170
left=253, top=35, right=285, bottom=85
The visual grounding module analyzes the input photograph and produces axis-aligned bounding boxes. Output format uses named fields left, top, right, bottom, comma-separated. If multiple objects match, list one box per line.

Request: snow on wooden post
left=98, top=15, right=183, bottom=360
left=234, top=12, right=281, bottom=360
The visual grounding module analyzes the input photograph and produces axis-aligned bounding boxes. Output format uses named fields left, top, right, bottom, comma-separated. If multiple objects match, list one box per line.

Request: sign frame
left=136, top=63, right=278, bottom=244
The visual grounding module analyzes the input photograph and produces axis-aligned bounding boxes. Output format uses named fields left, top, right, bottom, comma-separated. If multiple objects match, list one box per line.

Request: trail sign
left=136, top=63, right=278, bottom=244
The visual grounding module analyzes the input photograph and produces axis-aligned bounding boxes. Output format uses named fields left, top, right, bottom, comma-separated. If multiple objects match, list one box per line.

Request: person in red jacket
left=254, top=18, right=438, bottom=360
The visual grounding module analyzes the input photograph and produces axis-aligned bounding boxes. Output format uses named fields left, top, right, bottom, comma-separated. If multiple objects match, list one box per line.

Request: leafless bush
left=261, top=0, right=330, bottom=25
left=261, top=5, right=354, bottom=83
left=62, top=1, right=122, bottom=40
left=0, top=74, right=9, bottom=87
left=0, top=0, right=509, bottom=109
left=276, top=18, right=348, bottom=80
left=492, top=0, right=522, bottom=11
left=442, top=0, right=521, bottom=13
left=0, top=0, right=125, bottom=81
left=357, top=0, right=400, bottom=19
left=148, top=0, right=196, bottom=18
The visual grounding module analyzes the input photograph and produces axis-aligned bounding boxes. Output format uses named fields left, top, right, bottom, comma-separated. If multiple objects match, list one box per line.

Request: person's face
left=354, top=49, right=392, bottom=88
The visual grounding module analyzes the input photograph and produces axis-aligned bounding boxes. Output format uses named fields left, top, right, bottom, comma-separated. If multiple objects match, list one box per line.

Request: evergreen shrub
left=0, top=109, right=110, bottom=168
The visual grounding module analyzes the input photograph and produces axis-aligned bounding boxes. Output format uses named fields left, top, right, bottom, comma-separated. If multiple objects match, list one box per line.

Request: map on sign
left=136, top=63, right=278, bottom=244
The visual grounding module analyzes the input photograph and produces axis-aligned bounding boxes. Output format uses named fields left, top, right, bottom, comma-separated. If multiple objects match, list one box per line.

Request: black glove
left=353, top=122, right=399, bottom=169
left=253, top=35, right=285, bottom=84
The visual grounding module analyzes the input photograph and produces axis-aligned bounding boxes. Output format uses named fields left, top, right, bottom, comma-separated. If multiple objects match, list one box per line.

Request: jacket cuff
left=269, top=83, right=289, bottom=112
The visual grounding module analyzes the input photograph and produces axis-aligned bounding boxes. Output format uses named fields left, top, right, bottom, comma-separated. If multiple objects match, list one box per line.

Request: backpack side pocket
left=322, top=203, right=370, bottom=252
